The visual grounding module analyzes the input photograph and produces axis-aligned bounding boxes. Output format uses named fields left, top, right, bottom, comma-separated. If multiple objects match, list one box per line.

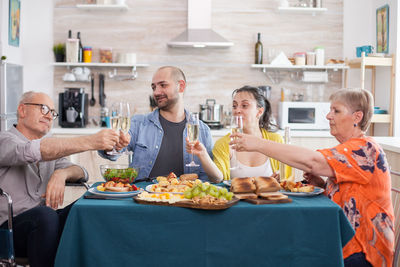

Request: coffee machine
left=59, top=88, right=88, bottom=128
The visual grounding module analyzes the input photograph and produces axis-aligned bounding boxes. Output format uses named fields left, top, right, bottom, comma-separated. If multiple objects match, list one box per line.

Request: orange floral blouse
left=318, top=137, right=394, bottom=267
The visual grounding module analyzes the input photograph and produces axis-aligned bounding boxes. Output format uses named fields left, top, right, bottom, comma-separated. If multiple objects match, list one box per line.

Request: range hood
left=167, top=0, right=233, bottom=48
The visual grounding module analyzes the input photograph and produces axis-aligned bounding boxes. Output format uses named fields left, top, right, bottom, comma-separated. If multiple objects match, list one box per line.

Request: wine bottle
left=255, top=33, right=263, bottom=64
left=77, top=32, right=83, bottom=62
left=68, top=30, right=72, bottom=39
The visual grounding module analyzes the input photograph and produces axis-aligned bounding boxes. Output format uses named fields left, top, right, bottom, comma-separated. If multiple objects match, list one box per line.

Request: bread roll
left=254, top=176, right=281, bottom=194
left=180, top=173, right=198, bottom=181
left=230, top=177, right=256, bottom=193
left=234, top=193, right=258, bottom=200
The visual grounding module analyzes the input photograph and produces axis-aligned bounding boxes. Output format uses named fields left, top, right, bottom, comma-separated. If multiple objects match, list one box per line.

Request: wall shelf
left=277, top=7, right=327, bottom=16
left=251, top=64, right=348, bottom=84
left=52, top=62, right=148, bottom=68
left=345, top=52, right=395, bottom=136
left=76, top=4, right=129, bottom=11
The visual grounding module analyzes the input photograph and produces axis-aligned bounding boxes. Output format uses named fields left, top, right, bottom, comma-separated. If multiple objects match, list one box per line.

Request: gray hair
left=329, top=88, right=374, bottom=132
left=17, top=91, right=37, bottom=119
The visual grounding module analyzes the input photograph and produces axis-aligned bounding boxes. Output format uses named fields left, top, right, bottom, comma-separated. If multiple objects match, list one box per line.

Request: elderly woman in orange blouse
left=231, top=88, right=394, bottom=267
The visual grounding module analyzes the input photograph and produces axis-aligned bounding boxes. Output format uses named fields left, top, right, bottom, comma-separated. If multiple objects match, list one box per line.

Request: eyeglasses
left=23, top=103, right=59, bottom=120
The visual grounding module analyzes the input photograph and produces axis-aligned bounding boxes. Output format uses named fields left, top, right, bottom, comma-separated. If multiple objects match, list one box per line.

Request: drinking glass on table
left=120, top=102, right=132, bottom=155
left=230, top=115, right=243, bottom=170
left=186, top=112, right=200, bottom=167
left=107, top=102, right=122, bottom=155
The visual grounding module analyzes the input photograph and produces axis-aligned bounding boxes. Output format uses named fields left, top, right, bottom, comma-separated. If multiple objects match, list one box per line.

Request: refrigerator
left=0, top=62, right=23, bottom=132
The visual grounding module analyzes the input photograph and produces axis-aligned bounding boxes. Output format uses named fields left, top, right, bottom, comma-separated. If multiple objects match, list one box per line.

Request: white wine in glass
left=107, top=102, right=122, bottom=155
left=120, top=102, right=131, bottom=155
left=186, top=113, right=200, bottom=167
left=230, top=115, right=243, bottom=170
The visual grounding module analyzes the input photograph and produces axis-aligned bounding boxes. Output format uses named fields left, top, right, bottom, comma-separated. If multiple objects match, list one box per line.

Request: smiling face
left=151, top=68, right=183, bottom=111
left=17, top=93, right=54, bottom=139
left=232, top=91, right=264, bottom=131
left=326, top=101, right=359, bottom=142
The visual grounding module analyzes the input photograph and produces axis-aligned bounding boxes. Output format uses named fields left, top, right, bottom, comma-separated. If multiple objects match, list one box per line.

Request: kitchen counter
left=373, top=137, right=400, bottom=154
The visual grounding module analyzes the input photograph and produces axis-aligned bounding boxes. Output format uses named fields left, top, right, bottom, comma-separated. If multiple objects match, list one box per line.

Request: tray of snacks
left=230, top=177, right=292, bottom=204
left=146, top=172, right=201, bottom=194
left=134, top=181, right=239, bottom=210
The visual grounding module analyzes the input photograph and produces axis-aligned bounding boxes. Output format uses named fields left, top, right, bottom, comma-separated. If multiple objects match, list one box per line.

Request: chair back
left=391, top=169, right=400, bottom=267
left=0, top=188, right=15, bottom=266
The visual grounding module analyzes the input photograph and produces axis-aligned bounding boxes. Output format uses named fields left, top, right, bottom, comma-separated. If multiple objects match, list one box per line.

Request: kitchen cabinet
left=344, top=52, right=395, bottom=136
left=277, top=7, right=327, bottom=16
left=251, top=64, right=348, bottom=84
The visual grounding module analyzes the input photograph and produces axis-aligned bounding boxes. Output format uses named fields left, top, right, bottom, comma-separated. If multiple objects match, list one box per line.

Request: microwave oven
left=278, top=102, right=330, bottom=130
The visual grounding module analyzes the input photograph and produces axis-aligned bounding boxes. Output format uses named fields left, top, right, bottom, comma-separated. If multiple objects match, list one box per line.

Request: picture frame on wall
left=8, top=0, right=20, bottom=47
left=376, top=4, right=389, bottom=54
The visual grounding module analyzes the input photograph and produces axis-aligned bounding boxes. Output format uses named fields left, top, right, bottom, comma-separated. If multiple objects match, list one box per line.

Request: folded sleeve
left=0, top=133, right=42, bottom=166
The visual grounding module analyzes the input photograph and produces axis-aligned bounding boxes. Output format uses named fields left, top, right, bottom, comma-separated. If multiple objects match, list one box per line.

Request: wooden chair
left=391, top=169, right=400, bottom=267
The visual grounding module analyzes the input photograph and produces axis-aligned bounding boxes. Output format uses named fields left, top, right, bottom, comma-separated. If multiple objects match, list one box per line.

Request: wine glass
left=230, top=115, right=243, bottom=170
left=120, top=102, right=132, bottom=155
left=107, top=102, right=122, bottom=155
left=186, top=112, right=200, bottom=167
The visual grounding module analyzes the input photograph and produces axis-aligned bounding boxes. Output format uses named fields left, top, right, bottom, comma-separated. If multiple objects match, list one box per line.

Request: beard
left=154, top=91, right=179, bottom=111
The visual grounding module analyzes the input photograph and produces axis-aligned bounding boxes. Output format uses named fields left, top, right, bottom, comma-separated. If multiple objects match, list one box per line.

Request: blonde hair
left=329, top=88, right=374, bottom=131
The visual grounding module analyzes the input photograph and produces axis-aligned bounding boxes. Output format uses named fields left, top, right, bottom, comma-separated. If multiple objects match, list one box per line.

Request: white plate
left=145, top=184, right=184, bottom=194
left=280, top=187, right=324, bottom=197
left=88, top=187, right=142, bottom=198
left=223, top=180, right=231, bottom=187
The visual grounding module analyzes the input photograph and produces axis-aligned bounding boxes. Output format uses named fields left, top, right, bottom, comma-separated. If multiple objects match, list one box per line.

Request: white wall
left=0, top=0, right=54, bottom=98
left=343, top=0, right=399, bottom=137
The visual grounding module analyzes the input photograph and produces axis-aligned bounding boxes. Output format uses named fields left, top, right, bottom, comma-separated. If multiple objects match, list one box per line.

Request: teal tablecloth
left=55, top=183, right=354, bottom=267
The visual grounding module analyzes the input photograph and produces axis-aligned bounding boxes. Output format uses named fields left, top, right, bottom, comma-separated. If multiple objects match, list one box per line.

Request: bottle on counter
left=77, top=32, right=83, bottom=63
left=255, top=33, right=263, bottom=64
left=66, top=29, right=79, bottom=63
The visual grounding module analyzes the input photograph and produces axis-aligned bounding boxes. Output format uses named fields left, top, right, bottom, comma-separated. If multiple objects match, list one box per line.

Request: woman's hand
left=185, top=138, right=206, bottom=157
left=303, top=172, right=326, bottom=188
left=229, top=132, right=261, bottom=152
left=115, top=131, right=130, bottom=151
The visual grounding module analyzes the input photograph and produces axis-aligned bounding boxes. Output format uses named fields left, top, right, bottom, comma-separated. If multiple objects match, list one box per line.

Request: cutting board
left=244, top=197, right=292, bottom=205
left=133, top=196, right=239, bottom=210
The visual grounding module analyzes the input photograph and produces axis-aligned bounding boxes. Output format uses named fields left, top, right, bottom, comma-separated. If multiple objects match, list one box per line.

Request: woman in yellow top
left=186, top=86, right=291, bottom=182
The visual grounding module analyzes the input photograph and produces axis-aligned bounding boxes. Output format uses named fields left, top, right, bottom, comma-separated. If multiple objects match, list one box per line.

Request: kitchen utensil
left=199, top=99, right=223, bottom=129
left=99, top=73, right=106, bottom=107
left=89, top=74, right=95, bottom=106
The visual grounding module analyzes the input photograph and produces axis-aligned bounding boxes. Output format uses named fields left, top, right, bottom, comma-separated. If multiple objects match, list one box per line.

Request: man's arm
left=44, top=165, right=85, bottom=209
left=41, top=129, right=119, bottom=161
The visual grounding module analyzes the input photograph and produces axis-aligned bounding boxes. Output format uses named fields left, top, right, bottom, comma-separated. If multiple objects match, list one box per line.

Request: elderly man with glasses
left=0, top=91, right=120, bottom=267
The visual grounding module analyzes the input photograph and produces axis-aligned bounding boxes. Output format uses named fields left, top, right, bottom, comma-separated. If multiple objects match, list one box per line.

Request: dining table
left=55, top=182, right=355, bottom=267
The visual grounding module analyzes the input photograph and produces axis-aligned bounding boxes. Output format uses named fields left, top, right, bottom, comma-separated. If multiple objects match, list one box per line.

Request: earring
left=354, top=123, right=357, bottom=127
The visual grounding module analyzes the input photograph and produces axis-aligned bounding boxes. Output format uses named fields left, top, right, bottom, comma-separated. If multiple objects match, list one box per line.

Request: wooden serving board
left=244, top=197, right=292, bottom=205
left=133, top=196, right=239, bottom=210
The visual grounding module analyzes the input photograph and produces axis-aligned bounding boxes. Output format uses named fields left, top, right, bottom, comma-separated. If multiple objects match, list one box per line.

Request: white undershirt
left=230, top=152, right=274, bottom=178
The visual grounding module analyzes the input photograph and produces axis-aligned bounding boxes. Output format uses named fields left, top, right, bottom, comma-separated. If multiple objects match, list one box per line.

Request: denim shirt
left=98, top=109, right=213, bottom=181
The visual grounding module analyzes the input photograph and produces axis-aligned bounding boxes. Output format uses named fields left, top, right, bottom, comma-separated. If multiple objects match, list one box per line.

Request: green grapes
left=184, top=181, right=233, bottom=201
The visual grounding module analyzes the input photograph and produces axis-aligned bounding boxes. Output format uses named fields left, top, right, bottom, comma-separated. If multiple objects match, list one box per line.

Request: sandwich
left=234, top=193, right=258, bottom=200
left=180, top=173, right=199, bottom=181
left=230, top=177, right=256, bottom=193
left=258, top=192, right=288, bottom=201
left=254, top=176, right=281, bottom=194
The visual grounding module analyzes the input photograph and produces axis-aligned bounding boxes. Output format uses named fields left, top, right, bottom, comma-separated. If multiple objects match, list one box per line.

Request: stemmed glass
left=107, top=102, right=123, bottom=155
left=230, top=115, right=243, bottom=170
left=186, top=112, right=200, bottom=167
left=120, top=102, right=132, bottom=155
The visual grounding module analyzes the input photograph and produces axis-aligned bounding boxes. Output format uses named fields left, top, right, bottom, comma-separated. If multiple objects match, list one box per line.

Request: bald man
left=100, top=66, right=213, bottom=181
left=0, top=91, right=120, bottom=267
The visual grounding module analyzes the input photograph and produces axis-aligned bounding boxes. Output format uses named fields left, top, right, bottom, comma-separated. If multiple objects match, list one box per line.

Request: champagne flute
left=107, top=102, right=122, bottom=155
left=186, top=112, right=200, bottom=167
left=120, top=102, right=132, bottom=155
left=230, top=115, right=243, bottom=170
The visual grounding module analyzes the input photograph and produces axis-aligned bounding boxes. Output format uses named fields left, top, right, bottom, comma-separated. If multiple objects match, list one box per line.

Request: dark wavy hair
left=232, top=86, right=275, bottom=131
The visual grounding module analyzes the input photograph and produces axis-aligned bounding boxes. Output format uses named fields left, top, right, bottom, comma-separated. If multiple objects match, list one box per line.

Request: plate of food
left=279, top=181, right=325, bottom=197
left=145, top=184, right=186, bottom=194
left=151, top=172, right=199, bottom=184
left=88, top=187, right=142, bottom=198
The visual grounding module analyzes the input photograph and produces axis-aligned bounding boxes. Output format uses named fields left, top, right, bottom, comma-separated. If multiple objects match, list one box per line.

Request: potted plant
left=53, top=43, right=65, bottom=62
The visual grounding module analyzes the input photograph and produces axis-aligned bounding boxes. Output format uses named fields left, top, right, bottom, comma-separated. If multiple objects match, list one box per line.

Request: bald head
left=157, top=66, right=186, bottom=84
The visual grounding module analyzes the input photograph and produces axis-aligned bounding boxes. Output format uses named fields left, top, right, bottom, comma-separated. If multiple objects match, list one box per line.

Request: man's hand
left=115, top=131, right=130, bottom=151
left=43, top=169, right=67, bottom=209
left=91, top=129, right=120, bottom=151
